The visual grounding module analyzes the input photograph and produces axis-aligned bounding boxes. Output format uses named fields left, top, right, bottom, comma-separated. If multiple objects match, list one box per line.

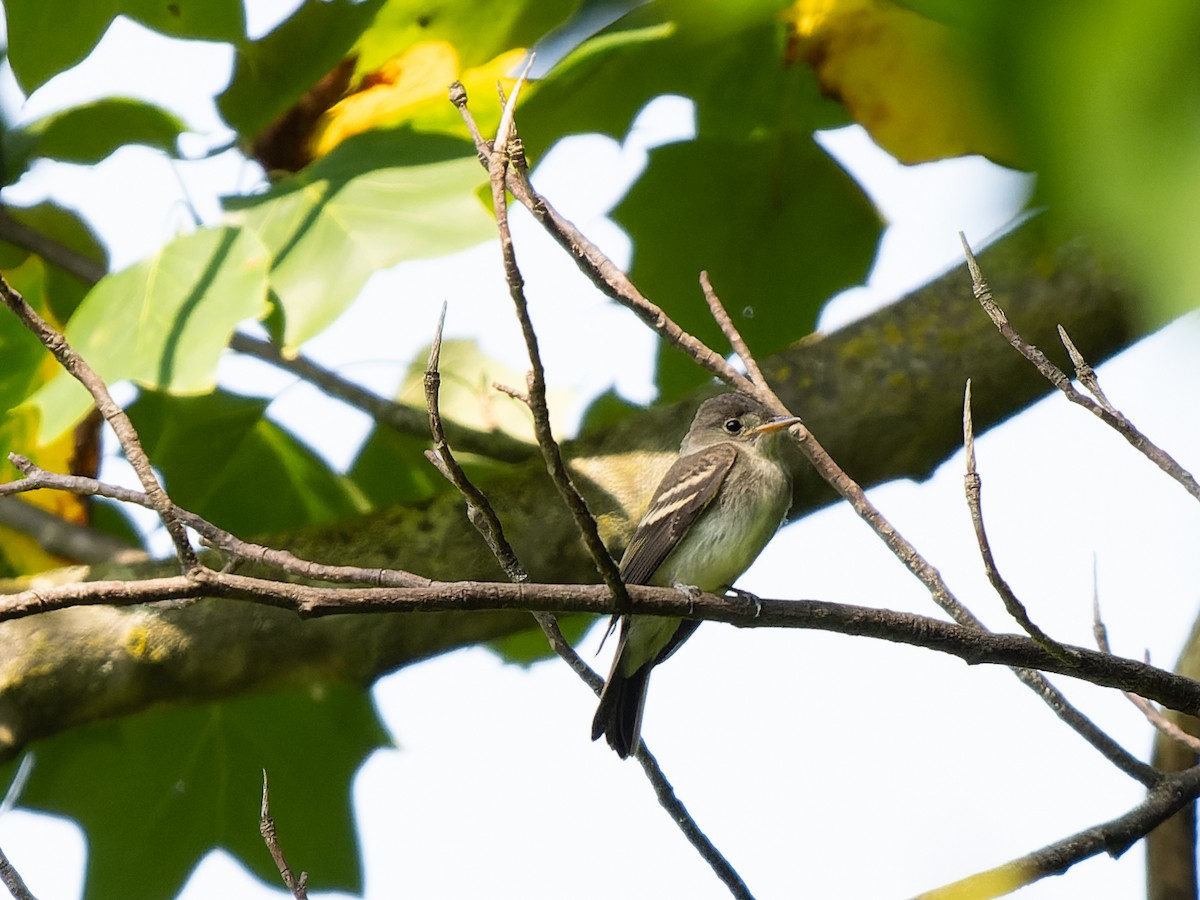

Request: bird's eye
left=723, top=417, right=743, bottom=434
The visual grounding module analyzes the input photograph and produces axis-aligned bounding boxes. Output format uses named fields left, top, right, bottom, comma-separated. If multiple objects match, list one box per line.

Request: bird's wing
left=618, top=442, right=737, bottom=586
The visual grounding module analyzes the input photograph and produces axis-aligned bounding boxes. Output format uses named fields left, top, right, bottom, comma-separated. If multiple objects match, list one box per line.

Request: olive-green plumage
left=592, top=393, right=799, bottom=758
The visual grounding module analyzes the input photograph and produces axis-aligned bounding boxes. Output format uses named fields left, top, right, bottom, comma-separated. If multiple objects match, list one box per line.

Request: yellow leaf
left=786, top=0, right=1016, bottom=165
left=912, top=858, right=1036, bottom=900
left=311, top=41, right=528, bottom=158
left=0, top=259, right=95, bottom=574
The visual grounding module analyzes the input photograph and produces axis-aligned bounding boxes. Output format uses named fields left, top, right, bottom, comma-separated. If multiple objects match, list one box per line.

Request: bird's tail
left=591, top=664, right=651, bottom=759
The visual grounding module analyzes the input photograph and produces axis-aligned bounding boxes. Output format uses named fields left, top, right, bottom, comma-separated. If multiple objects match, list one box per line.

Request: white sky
left=2, top=7, right=1199, bottom=900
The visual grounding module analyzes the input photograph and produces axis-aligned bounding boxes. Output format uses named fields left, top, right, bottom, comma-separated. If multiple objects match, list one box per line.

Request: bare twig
left=458, top=75, right=754, bottom=896
left=1093, top=589, right=1200, bottom=755
left=960, top=233, right=1200, bottom=503
left=424, top=304, right=527, bottom=583
left=914, top=761, right=1200, bottom=900
left=449, top=86, right=1155, bottom=789
left=0, top=843, right=36, bottom=900
left=0, top=274, right=197, bottom=570
left=419, top=246, right=748, bottom=896
left=1058, top=325, right=1120, bottom=416
left=0, top=847, right=35, bottom=900
left=450, top=84, right=750, bottom=397
left=260, top=770, right=308, bottom=900
left=472, top=73, right=632, bottom=613
left=700, top=270, right=770, bottom=390
left=0, top=844, right=35, bottom=900
left=1, top=454, right=430, bottom=588
left=636, top=742, right=755, bottom=900
left=229, top=332, right=535, bottom=464
left=962, top=380, right=1080, bottom=663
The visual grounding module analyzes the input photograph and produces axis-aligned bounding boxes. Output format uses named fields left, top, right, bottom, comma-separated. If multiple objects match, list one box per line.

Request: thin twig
left=0, top=274, right=197, bottom=571
left=461, top=73, right=752, bottom=895
left=451, top=86, right=1156, bottom=787
left=260, top=770, right=308, bottom=900
left=700, top=271, right=769, bottom=389
left=0, top=843, right=36, bottom=900
left=1, top=454, right=430, bottom=588
left=229, top=332, right=535, bottom=464
left=960, top=233, right=1200, bottom=503
left=474, top=73, right=632, bottom=613
left=962, top=380, right=1080, bottom=664
left=418, top=261, right=747, bottom=896
left=1058, top=325, right=1120, bottom=416
left=424, top=303, right=527, bottom=583
left=423, top=300, right=598, bottom=688
left=1093, top=587, right=1200, bottom=754
left=637, top=743, right=755, bottom=900
left=450, top=83, right=751, bottom=397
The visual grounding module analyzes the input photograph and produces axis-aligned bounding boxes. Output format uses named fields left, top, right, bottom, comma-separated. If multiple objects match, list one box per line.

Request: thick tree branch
left=0, top=140, right=1145, bottom=776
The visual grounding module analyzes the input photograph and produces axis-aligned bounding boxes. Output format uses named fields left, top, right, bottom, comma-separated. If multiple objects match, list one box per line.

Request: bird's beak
left=745, top=415, right=802, bottom=437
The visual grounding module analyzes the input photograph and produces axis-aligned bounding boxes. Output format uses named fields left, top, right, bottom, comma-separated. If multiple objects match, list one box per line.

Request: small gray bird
left=592, top=392, right=800, bottom=758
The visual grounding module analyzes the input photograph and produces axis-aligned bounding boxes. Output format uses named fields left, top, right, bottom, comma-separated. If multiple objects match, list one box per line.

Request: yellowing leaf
left=912, top=858, right=1036, bottom=899
left=311, top=41, right=528, bottom=158
left=0, top=257, right=93, bottom=573
left=786, top=0, right=1015, bottom=164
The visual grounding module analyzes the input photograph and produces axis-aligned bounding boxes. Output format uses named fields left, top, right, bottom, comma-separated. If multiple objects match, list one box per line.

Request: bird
left=591, top=392, right=800, bottom=758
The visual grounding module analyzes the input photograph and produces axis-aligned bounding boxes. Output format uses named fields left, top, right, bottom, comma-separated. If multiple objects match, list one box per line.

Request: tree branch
left=960, top=232, right=1200, bottom=503
left=453, top=81, right=1153, bottom=785
left=915, top=762, right=1200, bottom=900
left=2, top=569, right=1198, bottom=719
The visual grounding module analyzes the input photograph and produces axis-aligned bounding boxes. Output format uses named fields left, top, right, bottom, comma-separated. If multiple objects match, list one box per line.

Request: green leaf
left=393, top=337, right=573, bottom=442
left=348, top=426, right=443, bottom=511
left=7, top=681, right=388, bottom=900
left=0, top=203, right=107, bottom=322
left=619, top=135, right=879, bottom=398
left=225, top=131, right=494, bottom=351
left=0, top=257, right=56, bottom=416
left=219, top=0, right=384, bottom=140
left=488, top=613, right=593, bottom=665
left=0, top=259, right=57, bottom=488
left=520, top=0, right=813, bottom=148
left=127, top=389, right=366, bottom=534
left=5, top=98, right=186, bottom=179
left=5, top=0, right=245, bottom=93
left=353, top=0, right=578, bottom=76
left=28, top=227, right=271, bottom=442
left=971, top=0, right=1200, bottom=322
left=576, top=388, right=642, bottom=440
left=526, top=5, right=878, bottom=397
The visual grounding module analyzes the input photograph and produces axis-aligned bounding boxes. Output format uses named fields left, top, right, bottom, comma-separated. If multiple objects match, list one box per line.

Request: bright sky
left=2, top=7, right=1199, bottom=900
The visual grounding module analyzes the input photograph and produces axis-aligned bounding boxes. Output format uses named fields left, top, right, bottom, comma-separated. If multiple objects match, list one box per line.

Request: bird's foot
left=671, top=582, right=702, bottom=614
left=727, top=587, right=763, bottom=618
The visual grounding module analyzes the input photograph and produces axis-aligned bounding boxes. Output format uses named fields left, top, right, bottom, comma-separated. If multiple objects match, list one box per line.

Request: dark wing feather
left=618, top=443, right=737, bottom=586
